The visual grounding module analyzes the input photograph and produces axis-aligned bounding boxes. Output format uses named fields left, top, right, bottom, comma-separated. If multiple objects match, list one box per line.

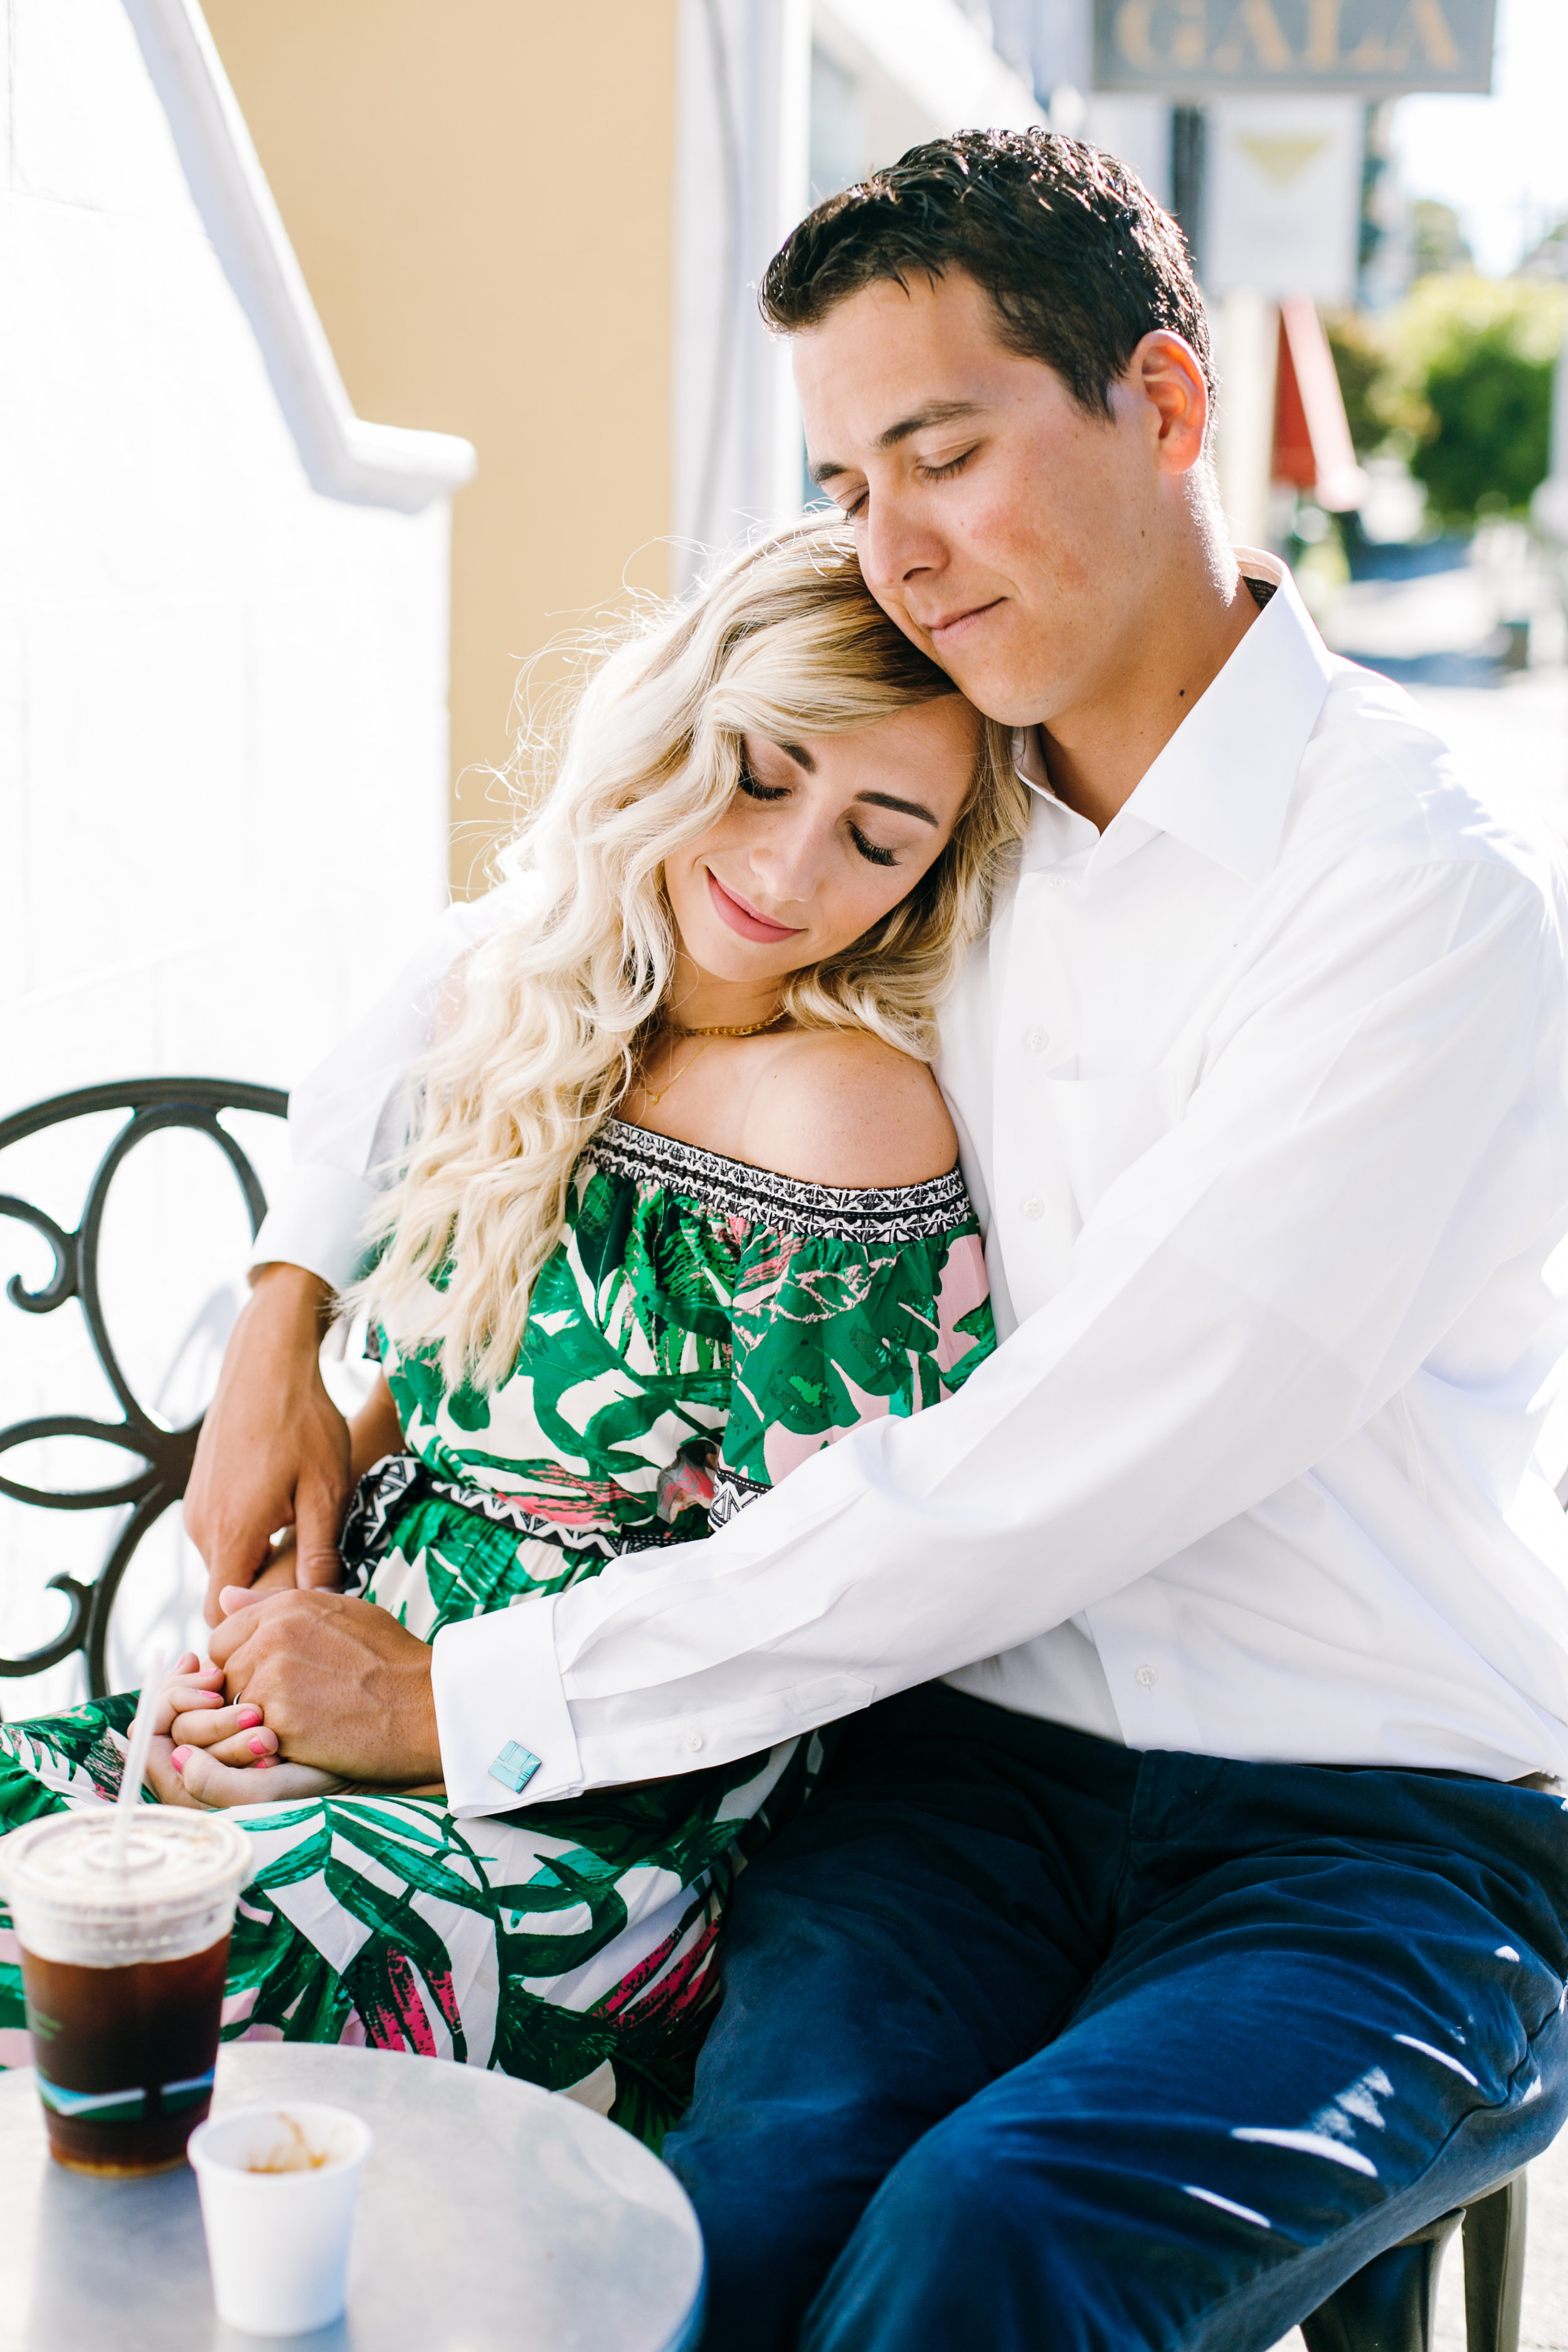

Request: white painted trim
left=124, top=0, right=476, bottom=512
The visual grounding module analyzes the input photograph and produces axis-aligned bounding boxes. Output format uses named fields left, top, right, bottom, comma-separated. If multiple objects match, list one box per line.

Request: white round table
left=0, top=2042, right=704, bottom=2351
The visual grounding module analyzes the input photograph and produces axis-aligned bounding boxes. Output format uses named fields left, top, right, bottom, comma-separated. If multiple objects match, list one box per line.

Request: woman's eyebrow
left=857, top=790, right=938, bottom=826
left=766, top=746, right=935, bottom=822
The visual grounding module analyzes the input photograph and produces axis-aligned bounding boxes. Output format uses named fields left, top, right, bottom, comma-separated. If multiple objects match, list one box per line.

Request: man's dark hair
left=760, top=128, right=1212, bottom=418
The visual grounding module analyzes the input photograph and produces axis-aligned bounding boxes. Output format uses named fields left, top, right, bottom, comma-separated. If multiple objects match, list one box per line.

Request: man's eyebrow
left=808, top=401, right=987, bottom=486
left=857, top=790, right=939, bottom=826
left=876, top=400, right=986, bottom=449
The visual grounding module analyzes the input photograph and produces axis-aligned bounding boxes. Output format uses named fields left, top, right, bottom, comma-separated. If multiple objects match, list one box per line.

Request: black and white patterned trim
left=708, top=1462, right=770, bottom=1530
left=590, top=1120, right=973, bottom=1242
left=338, top=1452, right=425, bottom=1590
left=337, top=1450, right=676, bottom=1587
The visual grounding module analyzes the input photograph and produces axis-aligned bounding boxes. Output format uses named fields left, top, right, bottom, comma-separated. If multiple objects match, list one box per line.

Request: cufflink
left=488, top=1740, right=542, bottom=1795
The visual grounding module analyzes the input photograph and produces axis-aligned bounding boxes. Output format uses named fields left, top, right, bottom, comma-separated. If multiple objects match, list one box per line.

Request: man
left=187, top=134, right=1568, bottom=2350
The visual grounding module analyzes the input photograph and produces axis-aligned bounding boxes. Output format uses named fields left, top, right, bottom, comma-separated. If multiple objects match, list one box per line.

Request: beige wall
left=204, top=0, right=678, bottom=896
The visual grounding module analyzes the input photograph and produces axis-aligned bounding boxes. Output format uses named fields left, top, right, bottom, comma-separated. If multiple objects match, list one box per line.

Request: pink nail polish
left=248, top=1735, right=268, bottom=1756
left=237, top=1707, right=262, bottom=1728
left=253, top=1756, right=272, bottom=1771
left=172, top=1748, right=189, bottom=1769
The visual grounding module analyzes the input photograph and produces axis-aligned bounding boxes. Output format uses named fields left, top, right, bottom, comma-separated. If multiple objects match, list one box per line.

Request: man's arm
left=418, top=847, right=1568, bottom=1813
left=184, top=1266, right=349, bottom=1624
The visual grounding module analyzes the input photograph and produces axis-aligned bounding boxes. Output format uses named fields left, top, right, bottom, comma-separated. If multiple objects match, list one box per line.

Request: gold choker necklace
left=669, top=1014, right=784, bottom=1039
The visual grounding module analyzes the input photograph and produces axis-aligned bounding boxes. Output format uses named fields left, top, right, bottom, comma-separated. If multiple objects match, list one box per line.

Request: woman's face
left=664, top=694, right=984, bottom=987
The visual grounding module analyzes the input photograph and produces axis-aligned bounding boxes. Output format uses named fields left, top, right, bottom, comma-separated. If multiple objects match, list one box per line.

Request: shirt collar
left=1014, top=549, right=1336, bottom=887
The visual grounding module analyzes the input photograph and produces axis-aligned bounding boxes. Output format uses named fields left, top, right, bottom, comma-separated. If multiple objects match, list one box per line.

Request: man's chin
left=931, top=654, right=1053, bottom=733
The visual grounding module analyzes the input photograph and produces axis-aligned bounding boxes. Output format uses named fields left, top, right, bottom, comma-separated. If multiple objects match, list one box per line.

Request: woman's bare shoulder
left=739, top=1030, right=958, bottom=1190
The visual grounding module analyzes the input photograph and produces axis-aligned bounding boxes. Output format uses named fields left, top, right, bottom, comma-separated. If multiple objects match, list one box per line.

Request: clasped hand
left=144, top=1649, right=340, bottom=1809
left=140, top=1569, right=443, bottom=1811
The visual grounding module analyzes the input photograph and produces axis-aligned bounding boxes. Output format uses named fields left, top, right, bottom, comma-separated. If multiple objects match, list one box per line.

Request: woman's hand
left=154, top=1651, right=281, bottom=1769
left=144, top=1738, right=341, bottom=1809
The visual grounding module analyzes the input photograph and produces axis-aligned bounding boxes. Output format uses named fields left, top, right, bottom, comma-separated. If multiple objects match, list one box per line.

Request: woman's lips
left=706, top=868, right=805, bottom=945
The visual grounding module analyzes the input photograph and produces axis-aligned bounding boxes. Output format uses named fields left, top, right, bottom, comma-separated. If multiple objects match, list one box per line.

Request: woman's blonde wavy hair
left=359, top=520, right=1030, bottom=1389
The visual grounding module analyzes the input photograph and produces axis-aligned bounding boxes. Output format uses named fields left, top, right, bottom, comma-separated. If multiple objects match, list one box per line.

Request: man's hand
left=184, top=1264, right=351, bottom=1626
left=208, top=1588, right=442, bottom=1786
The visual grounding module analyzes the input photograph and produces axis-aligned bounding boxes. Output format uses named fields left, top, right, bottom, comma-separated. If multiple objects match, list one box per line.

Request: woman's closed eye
left=740, top=769, right=901, bottom=868
left=849, top=824, right=898, bottom=868
left=738, top=766, right=789, bottom=803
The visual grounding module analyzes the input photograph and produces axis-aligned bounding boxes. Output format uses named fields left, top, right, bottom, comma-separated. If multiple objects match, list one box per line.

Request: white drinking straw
left=107, top=1645, right=169, bottom=1868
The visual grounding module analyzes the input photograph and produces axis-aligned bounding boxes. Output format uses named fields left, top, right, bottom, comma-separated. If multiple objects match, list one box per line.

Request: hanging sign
left=1203, top=97, right=1363, bottom=300
left=1093, top=0, right=1495, bottom=95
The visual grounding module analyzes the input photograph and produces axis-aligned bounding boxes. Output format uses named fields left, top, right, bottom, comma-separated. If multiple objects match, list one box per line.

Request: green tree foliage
left=1323, top=310, right=1390, bottom=456
left=1395, top=276, right=1562, bottom=523
left=1326, top=274, right=1565, bottom=527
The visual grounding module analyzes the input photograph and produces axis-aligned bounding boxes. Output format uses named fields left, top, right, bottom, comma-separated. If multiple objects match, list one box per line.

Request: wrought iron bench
left=0, top=1077, right=1538, bottom=2352
left=0, top=1078, right=286, bottom=1698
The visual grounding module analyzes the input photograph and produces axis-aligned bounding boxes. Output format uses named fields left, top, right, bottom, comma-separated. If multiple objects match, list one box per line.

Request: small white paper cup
left=188, top=2102, right=372, bottom=2336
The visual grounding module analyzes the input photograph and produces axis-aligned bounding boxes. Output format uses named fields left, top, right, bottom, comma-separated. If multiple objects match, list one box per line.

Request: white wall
left=0, top=0, right=458, bottom=1114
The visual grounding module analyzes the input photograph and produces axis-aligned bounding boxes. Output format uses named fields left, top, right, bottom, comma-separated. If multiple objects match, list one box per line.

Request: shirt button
left=684, top=1731, right=704, bottom=1752
left=1045, top=877, right=1069, bottom=893
left=1135, top=1663, right=1158, bottom=1690
left=1020, top=1195, right=1045, bottom=1221
left=1025, top=1027, right=1051, bottom=1054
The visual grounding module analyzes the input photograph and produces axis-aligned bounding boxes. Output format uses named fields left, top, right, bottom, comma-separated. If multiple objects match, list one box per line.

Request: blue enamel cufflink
left=488, top=1740, right=542, bottom=1795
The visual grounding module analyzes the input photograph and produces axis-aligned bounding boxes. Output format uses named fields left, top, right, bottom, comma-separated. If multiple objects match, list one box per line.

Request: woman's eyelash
left=738, top=768, right=788, bottom=802
left=850, top=824, right=897, bottom=869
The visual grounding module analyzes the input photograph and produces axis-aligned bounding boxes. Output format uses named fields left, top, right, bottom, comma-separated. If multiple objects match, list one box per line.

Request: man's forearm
left=248, top=1260, right=336, bottom=1336
left=185, top=1264, right=352, bottom=1619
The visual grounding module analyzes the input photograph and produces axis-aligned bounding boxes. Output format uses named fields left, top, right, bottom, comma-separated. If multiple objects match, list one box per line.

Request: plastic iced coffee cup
left=0, top=1808, right=252, bottom=2176
left=189, top=2102, right=373, bottom=2336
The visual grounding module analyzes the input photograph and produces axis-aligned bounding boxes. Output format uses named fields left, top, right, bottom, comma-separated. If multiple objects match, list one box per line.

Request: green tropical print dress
left=0, top=1120, right=995, bottom=2146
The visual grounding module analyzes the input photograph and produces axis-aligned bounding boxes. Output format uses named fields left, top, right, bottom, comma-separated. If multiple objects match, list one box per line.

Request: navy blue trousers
left=665, top=1684, right=1568, bottom=2352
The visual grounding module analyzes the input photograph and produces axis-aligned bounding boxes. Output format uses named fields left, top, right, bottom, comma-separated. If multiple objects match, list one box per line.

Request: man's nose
left=861, top=490, right=943, bottom=605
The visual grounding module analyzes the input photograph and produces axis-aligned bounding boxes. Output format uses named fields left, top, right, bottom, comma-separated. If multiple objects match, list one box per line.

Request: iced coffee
left=0, top=1809, right=252, bottom=2176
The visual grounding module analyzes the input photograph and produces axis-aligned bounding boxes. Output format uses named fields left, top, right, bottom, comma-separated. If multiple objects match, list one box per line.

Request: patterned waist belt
left=337, top=1449, right=706, bottom=1591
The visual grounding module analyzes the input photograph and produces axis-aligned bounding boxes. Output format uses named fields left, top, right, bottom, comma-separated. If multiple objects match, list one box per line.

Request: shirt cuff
left=249, top=1165, right=383, bottom=1294
left=431, top=1597, right=584, bottom=1816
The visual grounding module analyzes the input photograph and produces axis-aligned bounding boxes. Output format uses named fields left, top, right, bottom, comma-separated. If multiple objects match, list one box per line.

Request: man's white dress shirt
left=253, top=554, right=1568, bottom=1813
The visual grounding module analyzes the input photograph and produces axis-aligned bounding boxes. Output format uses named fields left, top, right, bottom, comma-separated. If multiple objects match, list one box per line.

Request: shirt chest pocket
left=1040, top=1066, right=1184, bottom=1227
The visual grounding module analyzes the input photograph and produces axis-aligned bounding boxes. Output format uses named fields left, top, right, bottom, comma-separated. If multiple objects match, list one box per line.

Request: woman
left=0, top=524, right=1029, bottom=2145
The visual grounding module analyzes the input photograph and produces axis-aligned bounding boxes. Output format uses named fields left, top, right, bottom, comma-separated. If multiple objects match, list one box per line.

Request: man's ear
left=1127, top=331, right=1210, bottom=477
